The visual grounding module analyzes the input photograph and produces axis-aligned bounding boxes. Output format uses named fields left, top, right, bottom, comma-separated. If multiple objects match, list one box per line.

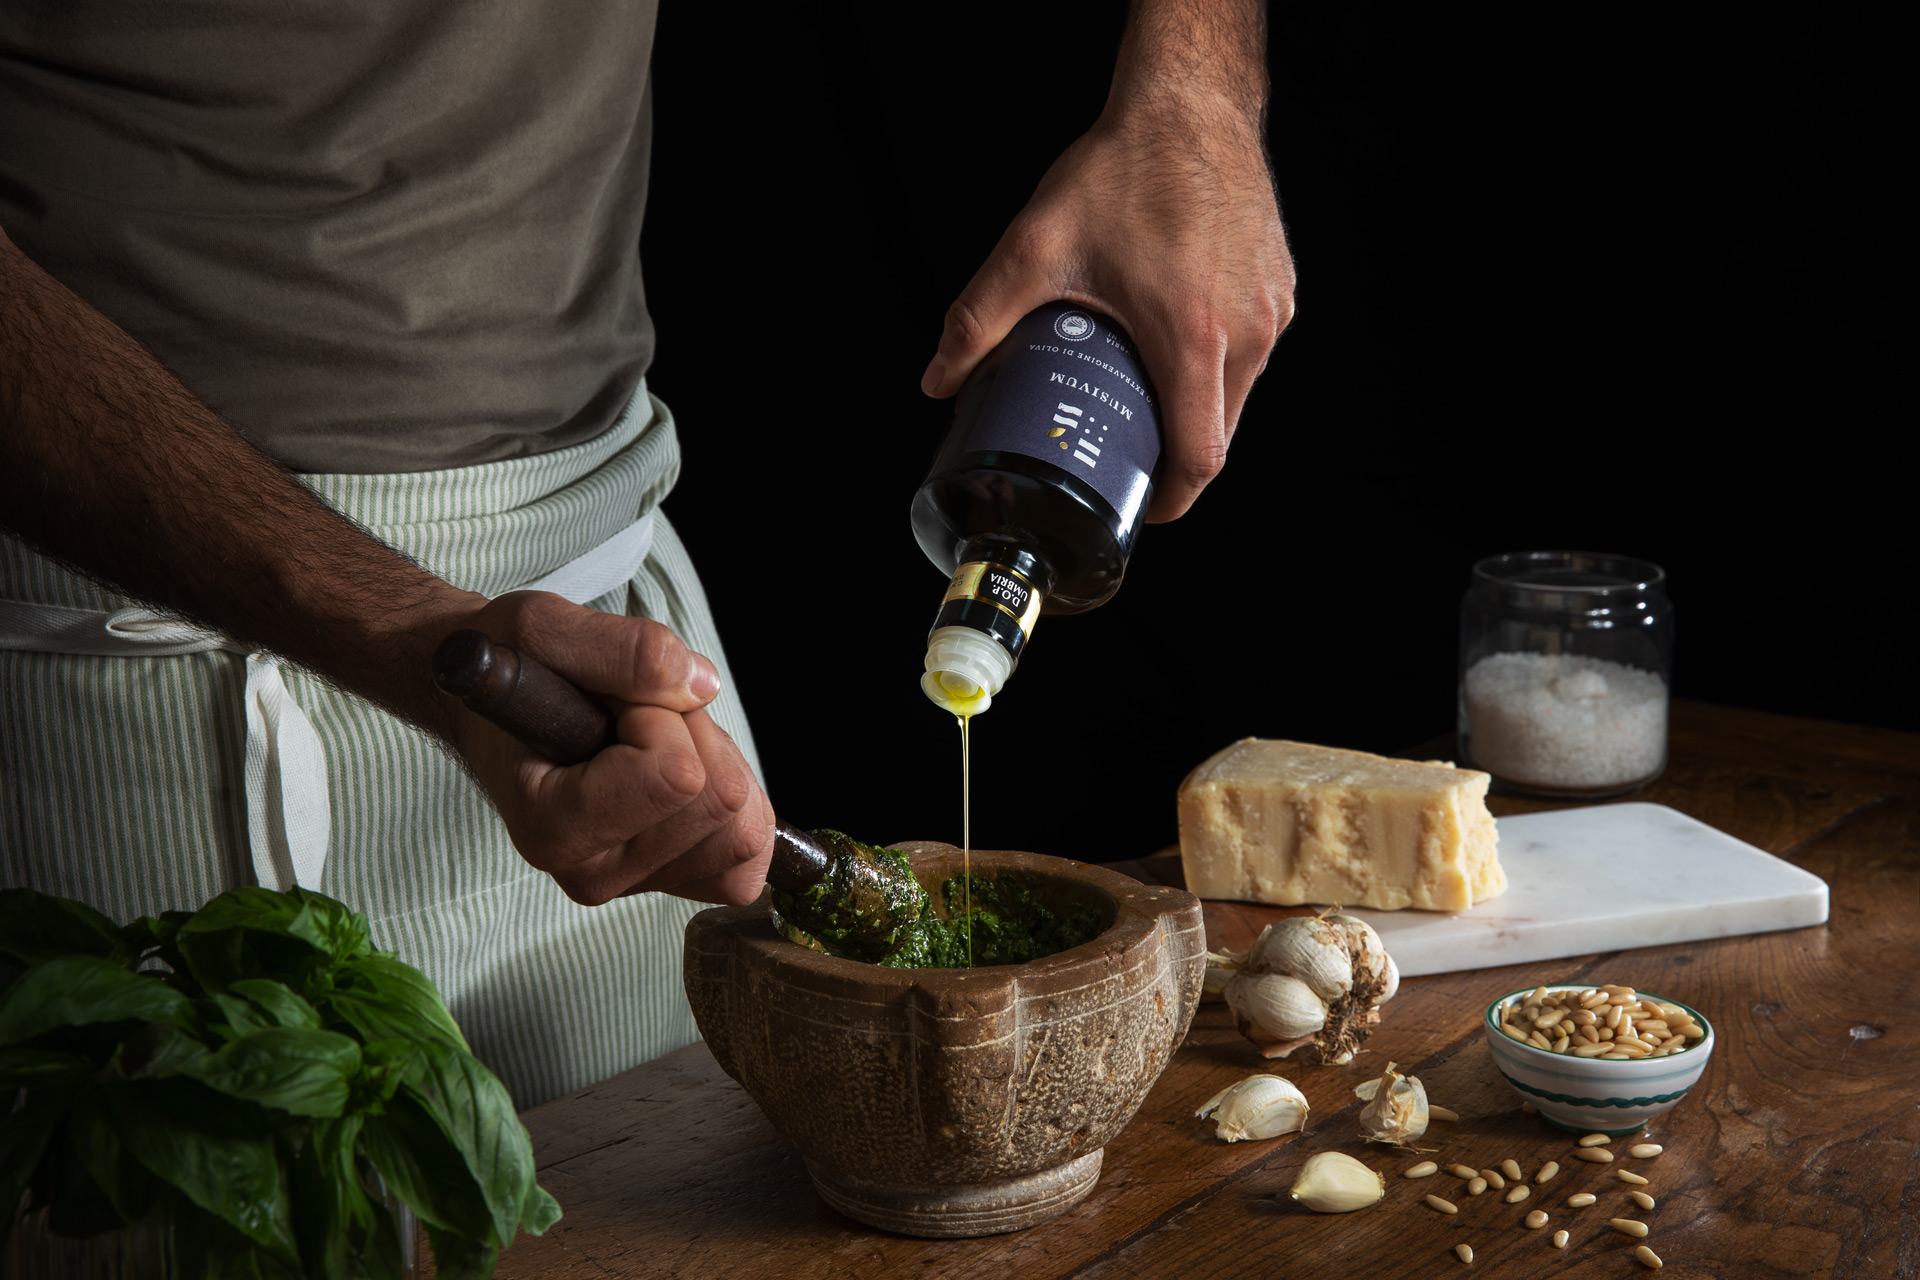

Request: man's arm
left=0, top=225, right=774, bottom=905
left=919, top=0, right=1293, bottom=522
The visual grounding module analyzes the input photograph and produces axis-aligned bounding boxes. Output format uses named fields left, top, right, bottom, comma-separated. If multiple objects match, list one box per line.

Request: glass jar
left=1458, top=551, right=1673, bottom=798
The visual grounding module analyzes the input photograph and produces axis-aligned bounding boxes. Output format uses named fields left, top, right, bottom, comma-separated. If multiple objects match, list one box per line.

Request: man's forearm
left=0, top=226, right=479, bottom=731
left=1107, top=0, right=1268, bottom=134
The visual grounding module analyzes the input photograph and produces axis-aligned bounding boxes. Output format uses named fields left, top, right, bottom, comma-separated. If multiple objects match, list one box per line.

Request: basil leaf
left=0, top=1047, right=92, bottom=1090
left=189, top=1027, right=361, bottom=1117
left=358, top=1092, right=495, bottom=1242
left=0, top=956, right=196, bottom=1046
left=119, top=1023, right=217, bottom=1080
left=0, top=1086, right=68, bottom=1255
left=520, top=1182, right=562, bottom=1236
left=228, top=979, right=322, bottom=1030
left=68, top=1082, right=156, bottom=1226
left=323, top=955, right=469, bottom=1052
left=104, top=1077, right=299, bottom=1265
left=0, top=888, right=130, bottom=966
left=398, top=1040, right=533, bottom=1250
left=423, top=1220, right=500, bottom=1280
left=290, top=1114, right=370, bottom=1280
left=214, top=991, right=272, bottom=1038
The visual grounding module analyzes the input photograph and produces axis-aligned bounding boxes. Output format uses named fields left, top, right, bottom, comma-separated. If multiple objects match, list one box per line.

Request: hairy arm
left=920, top=0, right=1294, bottom=522
left=0, top=226, right=773, bottom=905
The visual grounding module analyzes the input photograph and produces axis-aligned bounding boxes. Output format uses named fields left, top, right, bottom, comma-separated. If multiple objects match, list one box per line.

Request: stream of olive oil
left=958, top=713, right=972, bottom=967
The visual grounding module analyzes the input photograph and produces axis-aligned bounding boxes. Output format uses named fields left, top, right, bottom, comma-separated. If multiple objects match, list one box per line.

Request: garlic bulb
left=1194, top=1074, right=1310, bottom=1142
left=1207, top=908, right=1400, bottom=1064
left=1288, top=1151, right=1386, bottom=1212
left=1354, top=1060, right=1429, bottom=1146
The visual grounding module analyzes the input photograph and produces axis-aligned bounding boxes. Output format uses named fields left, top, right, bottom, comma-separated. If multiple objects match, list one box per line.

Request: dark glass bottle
left=911, top=301, right=1161, bottom=713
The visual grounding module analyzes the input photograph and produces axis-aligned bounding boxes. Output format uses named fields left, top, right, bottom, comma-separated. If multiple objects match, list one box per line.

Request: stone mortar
left=683, top=842, right=1205, bottom=1238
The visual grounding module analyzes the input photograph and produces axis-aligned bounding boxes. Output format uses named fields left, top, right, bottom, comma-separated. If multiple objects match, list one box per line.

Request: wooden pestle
left=430, top=628, right=843, bottom=897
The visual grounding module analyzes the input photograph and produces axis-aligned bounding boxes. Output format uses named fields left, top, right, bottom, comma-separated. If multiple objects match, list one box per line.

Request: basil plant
left=0, top=886, right=560, bottom=1278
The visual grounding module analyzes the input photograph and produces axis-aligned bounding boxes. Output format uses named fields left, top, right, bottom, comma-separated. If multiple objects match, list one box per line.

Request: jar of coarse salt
left=1458, top=552, right=1673, bottom=798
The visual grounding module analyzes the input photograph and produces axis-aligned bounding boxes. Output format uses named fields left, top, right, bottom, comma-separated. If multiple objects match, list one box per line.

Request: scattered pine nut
left=1617, top=1170, right=1650, bottom=1186
left=1552, top=1229, right=1569, bottom=1248
left=1484, top=1170, right=1506, bottom=1190
left=1610, top=1218, right=1650, bottom=1238
left=1536, top=1161, right=1561, bottom=1184
left=1501, top=1158, right=1523, bottom=1181
left=1574, top=1147, right=1615, bottom=1163
left=1578, top=1133, right=1612, bottom=1147
left=1506, top=1185, right=1530, bottom=1203
left=1405, top=1161, right=1439, bottom=1179
left=1429, top=1105, right=1460, bottom=1123
left=1635, top=1244, right=1663, bottom=1269
left=1525, top=1209, right=1549, bottom=1229
left=1450, top=1164, right=1480, bottom=1180
left=1630, top=1190, right=1657, bottom=1211
left=1521, top=1100, right=1538, bottom=1114
left=1629, top=1143, right=1664, bottom=1158
left=1455, top=1243, right=1474, bottom=1264
left=1426, top=1194, right=1459, bottom=1214
left=1468, top=1177, right=1488, bottom=1196
left=1567, top=1193, right=1596, bottom=1208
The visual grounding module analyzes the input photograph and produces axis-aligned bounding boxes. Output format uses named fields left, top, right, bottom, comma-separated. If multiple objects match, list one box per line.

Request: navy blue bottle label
left=960, top=302, right=1160, bottom=516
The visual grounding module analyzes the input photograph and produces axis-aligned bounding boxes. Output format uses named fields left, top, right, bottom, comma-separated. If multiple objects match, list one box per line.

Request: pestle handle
left=432, top=629, right=830, bottom=894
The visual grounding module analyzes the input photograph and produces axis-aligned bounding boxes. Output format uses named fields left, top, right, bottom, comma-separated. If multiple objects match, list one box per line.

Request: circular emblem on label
left=1053, top=312, right=1095, bottom=342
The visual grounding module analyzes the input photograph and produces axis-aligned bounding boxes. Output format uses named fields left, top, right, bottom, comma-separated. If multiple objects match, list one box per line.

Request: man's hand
left=435, top=592, right=775, bottom=908
left=919, top=0, right=1294, bottom=523
left=1, top=224, right=775, bottom=908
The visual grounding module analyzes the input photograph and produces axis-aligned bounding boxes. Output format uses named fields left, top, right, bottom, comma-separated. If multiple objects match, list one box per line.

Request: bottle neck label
left=933, top=561, right=1043, bottom=660
left=957, top=301, right=1161, bottom=518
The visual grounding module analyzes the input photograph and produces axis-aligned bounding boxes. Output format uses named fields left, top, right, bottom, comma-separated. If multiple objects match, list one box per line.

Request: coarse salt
left=1464, top=652, right=1666, bottom=788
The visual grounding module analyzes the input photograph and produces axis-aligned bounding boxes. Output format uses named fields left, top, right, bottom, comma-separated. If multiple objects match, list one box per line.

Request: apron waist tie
left=0, top=510, right=654, bottom=894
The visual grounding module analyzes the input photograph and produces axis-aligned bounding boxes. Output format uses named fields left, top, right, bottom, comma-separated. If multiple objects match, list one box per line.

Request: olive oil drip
left=958, top=713, right=972, bottom=968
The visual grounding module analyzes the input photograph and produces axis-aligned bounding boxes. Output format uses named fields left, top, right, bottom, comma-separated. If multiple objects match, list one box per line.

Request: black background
left=641, top=5, right=1914, bottom=862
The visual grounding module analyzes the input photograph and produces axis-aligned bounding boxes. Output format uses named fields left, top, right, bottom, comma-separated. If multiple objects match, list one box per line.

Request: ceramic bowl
left=683, top=842, right=1205, bottom=1237
left=1482, top=984, right=1715, bottom=1135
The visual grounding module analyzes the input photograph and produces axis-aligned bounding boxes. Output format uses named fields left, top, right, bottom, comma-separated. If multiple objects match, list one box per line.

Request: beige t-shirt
left=0, top=1, right=660, bottom=473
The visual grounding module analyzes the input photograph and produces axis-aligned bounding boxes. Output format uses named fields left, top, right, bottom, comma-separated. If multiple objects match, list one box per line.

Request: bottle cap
left=921, top=625, right=1012, bottom=715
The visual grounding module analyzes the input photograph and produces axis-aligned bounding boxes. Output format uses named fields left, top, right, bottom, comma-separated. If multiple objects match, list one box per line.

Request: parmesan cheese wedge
left=1178, top=739, right=1505, bottom=911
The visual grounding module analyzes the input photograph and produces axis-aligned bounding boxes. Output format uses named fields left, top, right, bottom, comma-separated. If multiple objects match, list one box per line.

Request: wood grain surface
left=455, top=701, right=1917, bottom=1280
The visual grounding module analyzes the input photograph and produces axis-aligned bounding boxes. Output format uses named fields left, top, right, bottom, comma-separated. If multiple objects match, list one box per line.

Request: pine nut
left=1608, top=994, right=1636, bottom=1006
left=1579, top=1024, right=1601, bottom=1043
left=1521, top=1100, right=1537, bottom=1114
left=1529, top=1030, right=1553, bottom=1050
left=1629, top=1144, right=1664, bottom=1158
left=1484, top=1170, right=1506, bottom=1189
left=1607, top=1005, right=1625, bottom=1029
left=1602, top=985, right=1634, bottom=996
left=1405, top=1161, right=1439, bottom=1178
left=1630, top=1190, right=1656, bottom=1210
left=1468, top=1177, right=1487, bottom=1195
left=1578, top=1134, right=1611, bottom=1147
left=1635, top=1245, right=1663, bottom=1269
left=1617, top=1169, right=1649, bottom=1186
left=1501, top=1159, right=1523, bottom=1182
left=1450, top=1165, right=1480, bottom=1180
left=1552, top=1035, right=1571, bottom=1053
left=1427, top=1194, right=1459, bottom=1214
left=1573, top=1042, right=1614, bottom=1057
left=1536, top=1161, right=1560, bottom=1184
left=1610, top=1218, right=1650, bottom=1238
left=1575, top=1147, right=1614, bottom=1163
left=1455, top=1243, right=1473, bottom=1263
left=1527, top=986, right=1549, bottom=1005
left=1502, top=1022, right=1527, bottom=1041
left=1602, top=1052, right=1631, bottom=1059
left=1506, top=1185, right=1530, bottom=1203
left=1526, top=1210, right=1549, bottom=1229
left=1567, top=1193, right=1596, bottom=1208
left=1429, top=1106, right=1460, bottom=1123
left=1552, top=1229, right=1569, bottom=1248
left=1683, top=1025, right=1705, bottom=1039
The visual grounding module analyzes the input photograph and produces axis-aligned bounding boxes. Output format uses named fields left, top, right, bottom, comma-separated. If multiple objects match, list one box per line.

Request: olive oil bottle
left=912, top=301, right=1162, bottom=713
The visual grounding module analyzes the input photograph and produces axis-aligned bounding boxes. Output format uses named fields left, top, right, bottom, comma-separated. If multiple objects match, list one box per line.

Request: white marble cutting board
left=1345, top=802, right=1830, bottom=978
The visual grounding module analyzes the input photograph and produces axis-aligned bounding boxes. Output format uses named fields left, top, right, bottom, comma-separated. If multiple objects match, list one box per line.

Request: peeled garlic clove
left=1194, top=1074, right=1310, bottom=1143
left=1224, top=970, right=1329, bottom=1045
left=1289, top=1151, right=1386, bottom=1212
left=1246, top=916, right=1352, bottom=1002
left=1355, top=1060, right=1429, bottom=1145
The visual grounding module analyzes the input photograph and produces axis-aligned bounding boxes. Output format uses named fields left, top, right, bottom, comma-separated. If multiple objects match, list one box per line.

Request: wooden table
left=484, top=702, right=1919, bottom=1279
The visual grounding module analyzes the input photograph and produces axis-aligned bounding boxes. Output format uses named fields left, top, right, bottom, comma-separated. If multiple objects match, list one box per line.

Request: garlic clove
left=1355, top=1060, right=1430, bottom=1145
left=1246, top=916, right=1352, bottom=1002
left=1224, top=970, right=1329, bottom=1046
left=1325, top=912, right=1396, bottom=1006
left=1376, top=951, right=1400, bottom=1007
left=1194, top=1074, right=1310, bottom=1142
left=1289, top=1151, right=1386, bottom=1212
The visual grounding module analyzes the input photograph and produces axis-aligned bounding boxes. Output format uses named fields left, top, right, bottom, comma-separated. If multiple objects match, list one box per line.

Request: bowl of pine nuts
left=1483, top=983, right=1714, bottom=1135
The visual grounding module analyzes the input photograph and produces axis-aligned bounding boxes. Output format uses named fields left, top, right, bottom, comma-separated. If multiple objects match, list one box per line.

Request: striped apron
left=0, top=383, right=760, bottom=1107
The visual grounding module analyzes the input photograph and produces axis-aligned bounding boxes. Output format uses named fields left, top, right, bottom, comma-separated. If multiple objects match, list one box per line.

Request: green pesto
left=769, top=830, right=928, bottom=964
left=783, top=865, right=1106, bottom=970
